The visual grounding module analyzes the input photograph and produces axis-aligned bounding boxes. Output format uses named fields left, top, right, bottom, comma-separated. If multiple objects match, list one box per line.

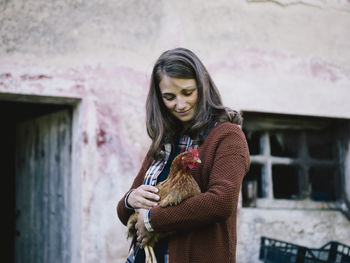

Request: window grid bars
left=250, top=131, right=338, bottom=200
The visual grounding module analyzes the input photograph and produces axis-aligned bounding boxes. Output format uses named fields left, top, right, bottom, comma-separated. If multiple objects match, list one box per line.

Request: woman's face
left=159, top=75, right=198, bottom=125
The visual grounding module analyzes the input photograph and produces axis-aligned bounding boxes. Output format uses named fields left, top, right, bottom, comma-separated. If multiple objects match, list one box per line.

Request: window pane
left=242, top=164, right=264, bottom=207
left=272, top=165, right=300, bottom=199
left=244, top=130, right=261, bottom=155
left=307, top=131, right=335, bottom=160
left=270, top=131, right=299, bottom=158
left=309, top=166, right=338, bottom=201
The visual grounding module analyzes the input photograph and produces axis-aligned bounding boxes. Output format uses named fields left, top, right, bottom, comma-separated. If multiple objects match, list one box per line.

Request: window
left=241, top=112, right=348, bottom=210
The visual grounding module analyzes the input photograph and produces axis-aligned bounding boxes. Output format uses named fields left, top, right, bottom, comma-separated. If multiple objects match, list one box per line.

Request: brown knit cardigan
left=117, top=122, right=250, bottom=263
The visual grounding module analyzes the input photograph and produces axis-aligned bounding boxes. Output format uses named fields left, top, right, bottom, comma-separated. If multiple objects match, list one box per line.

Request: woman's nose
left=175, top=97, right=186, bottom=111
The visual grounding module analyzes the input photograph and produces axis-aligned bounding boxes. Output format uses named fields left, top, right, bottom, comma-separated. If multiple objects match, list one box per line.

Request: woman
left=117, top=48, right=250, bottom=263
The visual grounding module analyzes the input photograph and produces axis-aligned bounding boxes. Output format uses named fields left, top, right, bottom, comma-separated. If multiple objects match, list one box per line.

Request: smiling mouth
left=175, top=108, right=192, bottom=115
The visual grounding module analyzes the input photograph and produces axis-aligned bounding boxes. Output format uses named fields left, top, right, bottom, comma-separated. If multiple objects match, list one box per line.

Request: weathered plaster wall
left=1, top=0, right=350, bottom=262
left=237, top=209, right=350, bottom=262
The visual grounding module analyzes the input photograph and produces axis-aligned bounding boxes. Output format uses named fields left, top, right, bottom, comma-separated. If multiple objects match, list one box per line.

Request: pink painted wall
left=1, top=0, right=350, bottom=262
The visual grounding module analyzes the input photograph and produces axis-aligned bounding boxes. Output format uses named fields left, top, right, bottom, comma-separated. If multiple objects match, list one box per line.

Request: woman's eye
left=163, top=95, right=175, bottom=101
left=183, top=91, right=193, bottom=96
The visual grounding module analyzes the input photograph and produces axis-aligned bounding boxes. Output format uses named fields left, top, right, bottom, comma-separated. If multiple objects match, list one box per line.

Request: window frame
left=242, top=111, right=348, bottom=210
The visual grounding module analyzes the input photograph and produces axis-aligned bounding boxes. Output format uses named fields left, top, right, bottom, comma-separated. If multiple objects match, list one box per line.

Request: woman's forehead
left=159, top=75, right=196, bottom=93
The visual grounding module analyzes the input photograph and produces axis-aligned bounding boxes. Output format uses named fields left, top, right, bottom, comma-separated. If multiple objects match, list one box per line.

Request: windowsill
left=246, top=199, right=342, bottom=210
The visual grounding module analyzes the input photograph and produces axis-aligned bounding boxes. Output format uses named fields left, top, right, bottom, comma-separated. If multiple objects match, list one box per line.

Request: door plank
left=15, top=109, right=72, bottom=263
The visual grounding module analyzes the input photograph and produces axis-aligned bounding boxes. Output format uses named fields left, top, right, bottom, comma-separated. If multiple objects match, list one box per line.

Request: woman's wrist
left=125, top=190, right=135, bottom=210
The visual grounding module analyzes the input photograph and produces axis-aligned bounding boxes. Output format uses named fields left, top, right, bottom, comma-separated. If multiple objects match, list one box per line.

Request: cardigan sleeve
left=149, top=123, right=250, bottom=232
left=116, top=154, right=153, bottom=226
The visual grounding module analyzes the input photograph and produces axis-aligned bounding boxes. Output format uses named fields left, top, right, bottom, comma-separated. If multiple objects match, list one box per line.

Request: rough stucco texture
left=237, top=209, right=350, bottom=263
left=0, top=0, right=162, bottom=54
left=1, top=0, right=350, bottom=263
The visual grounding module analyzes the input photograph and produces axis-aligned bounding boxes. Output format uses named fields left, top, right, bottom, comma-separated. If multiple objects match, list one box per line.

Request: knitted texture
left=117, top=122, right=250, bottom=263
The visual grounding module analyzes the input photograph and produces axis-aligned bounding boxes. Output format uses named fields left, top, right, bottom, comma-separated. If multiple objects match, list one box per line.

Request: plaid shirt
left=126, top=135, right=194, bottom=263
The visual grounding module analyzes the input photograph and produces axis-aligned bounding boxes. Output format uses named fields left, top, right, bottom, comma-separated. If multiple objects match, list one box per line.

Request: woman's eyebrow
left=174, top=85, right=196, bottom=91
left=161, top=86, right=196, bottom=95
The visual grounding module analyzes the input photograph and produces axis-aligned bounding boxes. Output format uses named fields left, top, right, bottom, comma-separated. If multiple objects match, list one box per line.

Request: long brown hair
left=146, top=48, right=242, bottom=160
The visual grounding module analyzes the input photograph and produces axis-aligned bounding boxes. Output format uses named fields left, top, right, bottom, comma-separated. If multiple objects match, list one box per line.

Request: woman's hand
left=135, top=208, right=151, bottom=247
left=127, top=185, right=159, bottom=210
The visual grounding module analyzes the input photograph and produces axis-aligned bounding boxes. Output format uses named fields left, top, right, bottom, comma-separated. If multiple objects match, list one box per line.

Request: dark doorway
left=1, top=100, right=73, bottom=262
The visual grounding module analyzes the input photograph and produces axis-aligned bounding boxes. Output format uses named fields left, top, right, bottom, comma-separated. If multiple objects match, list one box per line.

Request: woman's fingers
left=142, top=189, right=160, bottom=202
left=127, top=185, right=160, bottom=209
left=140, top=185, right=159, bottom=200
left=142, top=199, right=158, bottom=208
left=136, top=209, right=147, bottom=243
left=140, top=184, right=159, bottom=193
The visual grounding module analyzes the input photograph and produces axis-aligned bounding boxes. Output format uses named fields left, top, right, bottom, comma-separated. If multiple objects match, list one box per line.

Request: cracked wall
left=248, top=0, right=350, bottom=12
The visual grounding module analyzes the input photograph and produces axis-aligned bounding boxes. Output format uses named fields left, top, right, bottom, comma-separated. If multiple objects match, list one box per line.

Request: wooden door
left=15, top=109, right=72, bottom=263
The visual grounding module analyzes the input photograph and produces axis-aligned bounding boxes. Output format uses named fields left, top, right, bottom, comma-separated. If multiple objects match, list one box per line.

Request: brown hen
left=127, top=148, right=201, bottom=263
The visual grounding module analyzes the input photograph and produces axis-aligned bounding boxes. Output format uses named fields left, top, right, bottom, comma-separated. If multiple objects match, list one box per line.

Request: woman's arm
left=148, top=124, right=250, bottom=232
left=116, top=154, right=155, bottom=226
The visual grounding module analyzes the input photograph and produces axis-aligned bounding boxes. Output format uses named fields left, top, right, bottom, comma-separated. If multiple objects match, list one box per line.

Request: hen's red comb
left=189, top=147, right=199, bottom=157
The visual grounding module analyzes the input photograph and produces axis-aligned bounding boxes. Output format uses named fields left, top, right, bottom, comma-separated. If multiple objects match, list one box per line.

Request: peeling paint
left=310, top=60, right=339, bottom=83
left=83, top=131, right=88, bottom=144
left=0, top=73, right=12, bottom=78
left=94, top=102, right=140, bottom=172
left=73, top=84, right=85, bottom=90
left=96, top=128, right=106, bottom=147
left=69, top=84, right=86, bottom=95
left=208, top=48, right=349, bottom=84
left=54, top=68, right=86, bottom=82
left=20, top=74, right=52, bottom=81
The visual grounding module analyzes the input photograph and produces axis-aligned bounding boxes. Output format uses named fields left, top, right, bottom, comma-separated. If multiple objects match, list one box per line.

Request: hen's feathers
left=126, top=149, right=201, bottom=261
left=158, top=170, right=200, bottom=207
